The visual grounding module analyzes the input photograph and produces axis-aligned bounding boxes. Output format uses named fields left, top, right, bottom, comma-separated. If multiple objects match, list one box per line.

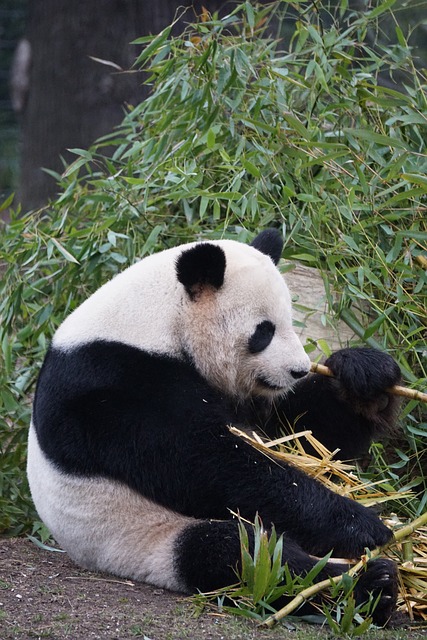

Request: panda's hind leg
left=174, top=519, right=326, bottom=592
left=174, top=520, right=397, bottom=626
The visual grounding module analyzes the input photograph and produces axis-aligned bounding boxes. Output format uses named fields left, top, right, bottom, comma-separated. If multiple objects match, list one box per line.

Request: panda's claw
left=354, top=558, right=398, bottom=627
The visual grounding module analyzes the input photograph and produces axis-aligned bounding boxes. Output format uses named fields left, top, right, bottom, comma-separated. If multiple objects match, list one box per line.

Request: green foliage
left=0, top=0, right=425, bottom=612
left=321, top=571, right=384, bottom=637
left=322, top=595, right=376, bottom=637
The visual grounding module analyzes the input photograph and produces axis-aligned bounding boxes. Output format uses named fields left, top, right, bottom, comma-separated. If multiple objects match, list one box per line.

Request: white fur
left=27, top=424, right=193, bottom=590
left=53, top=239, right=310, bottom=399
left=177, top=241, right=310, bottom=398
left=53, top=243, right=187, bottom=356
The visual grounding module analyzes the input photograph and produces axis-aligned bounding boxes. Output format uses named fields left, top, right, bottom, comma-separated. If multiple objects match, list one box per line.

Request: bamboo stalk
left=310, top=361, right=427, bottom=404
left=260, top=512, right=427, bottom=629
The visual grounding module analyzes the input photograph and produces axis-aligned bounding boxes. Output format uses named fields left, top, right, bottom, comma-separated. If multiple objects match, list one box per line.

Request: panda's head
left=176, top=229, right=311, bottom=400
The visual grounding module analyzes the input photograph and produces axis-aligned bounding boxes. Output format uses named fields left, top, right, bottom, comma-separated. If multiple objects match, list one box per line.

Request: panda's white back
left=53, top=243, right=187, bottom=356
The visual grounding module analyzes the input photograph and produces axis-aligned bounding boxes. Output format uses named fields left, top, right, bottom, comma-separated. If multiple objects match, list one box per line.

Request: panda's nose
left=290, top=368, right=309, bottom=380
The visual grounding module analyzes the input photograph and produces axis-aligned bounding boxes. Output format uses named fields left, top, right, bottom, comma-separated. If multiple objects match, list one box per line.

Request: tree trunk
left=18, top=0, right=226, bottom=211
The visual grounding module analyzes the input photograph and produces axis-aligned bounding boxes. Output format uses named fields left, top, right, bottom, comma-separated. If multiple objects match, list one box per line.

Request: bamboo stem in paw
left=309, top=361, right=427, bottom=404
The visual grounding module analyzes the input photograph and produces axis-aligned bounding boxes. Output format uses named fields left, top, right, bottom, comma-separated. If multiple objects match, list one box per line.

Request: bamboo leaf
left=345, top=128, right=408, bottom=150
left=88, top=56, right=123, bottom=71
left=0, top=192, right=14, bottom=212
left=242, top=159, right=261, bottom=178
left=133, top=27, right=172, bottom=68
left=366, top=0, right=396, bottom=19
left=49, top=238, right=80, bottom=264
left=253, top=531, right=271, bottom=603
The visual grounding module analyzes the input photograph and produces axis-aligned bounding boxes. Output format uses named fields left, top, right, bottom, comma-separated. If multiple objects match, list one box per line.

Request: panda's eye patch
left=248, top=321, right=276, bottom=354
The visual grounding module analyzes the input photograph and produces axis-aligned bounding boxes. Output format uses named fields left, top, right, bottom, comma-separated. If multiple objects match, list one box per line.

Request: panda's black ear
left=250, top=229, right=283, bottom=265
left=176, top=243, right=226, bottom=300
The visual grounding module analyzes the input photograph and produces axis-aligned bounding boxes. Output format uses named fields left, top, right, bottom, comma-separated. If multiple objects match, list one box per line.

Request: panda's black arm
left=171, top=425, right=393, bottom=559
left=261, top=347, right=401, bottom=460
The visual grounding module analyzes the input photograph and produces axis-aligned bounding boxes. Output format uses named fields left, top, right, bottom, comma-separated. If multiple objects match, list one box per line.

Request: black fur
left=176, top=243, right=226, bottom=298
left=355, top=558, right=398, bottom=627
left=250, top=228, right=284, bottom=265
left=33, top=341, right=399, bottom=624
left=174, top=520, right=249, bottom=592
left=266, top=347, right=401, bottom=459
left=248, top=320, right=276, bottom=354
left=326, top=347, right=401, bottom=399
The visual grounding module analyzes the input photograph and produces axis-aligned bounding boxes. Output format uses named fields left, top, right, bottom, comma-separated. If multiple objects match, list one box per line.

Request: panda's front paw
left=355, top=558, right=398, bottom=627
left=325, top=348, right=401, bottom=399
left=313, top=501, right=393, bottom=559
left=337, top=508, right=393, bottom=558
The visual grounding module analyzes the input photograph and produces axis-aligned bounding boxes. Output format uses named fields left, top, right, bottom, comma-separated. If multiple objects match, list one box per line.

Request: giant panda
left=27, top=229, right=401, bottom=625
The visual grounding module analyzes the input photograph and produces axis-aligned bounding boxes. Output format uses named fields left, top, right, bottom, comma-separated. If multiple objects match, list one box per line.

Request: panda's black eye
left=248, top=320, right=276, bottom=354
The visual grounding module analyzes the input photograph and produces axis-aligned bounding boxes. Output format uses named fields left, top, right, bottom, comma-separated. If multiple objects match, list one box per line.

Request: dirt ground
left=0, top=538, right=295, bottom=640
left=1, top=538, right=426, bottom=640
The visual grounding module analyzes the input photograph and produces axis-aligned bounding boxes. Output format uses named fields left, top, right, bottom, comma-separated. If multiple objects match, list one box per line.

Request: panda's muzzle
left=255, top=376, right=287, bottom=392
left=256, top=367, right=309, bottom=391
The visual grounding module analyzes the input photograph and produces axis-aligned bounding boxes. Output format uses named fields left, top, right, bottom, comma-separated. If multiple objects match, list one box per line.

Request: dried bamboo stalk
left=310, top=361, right=427, bottom=403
